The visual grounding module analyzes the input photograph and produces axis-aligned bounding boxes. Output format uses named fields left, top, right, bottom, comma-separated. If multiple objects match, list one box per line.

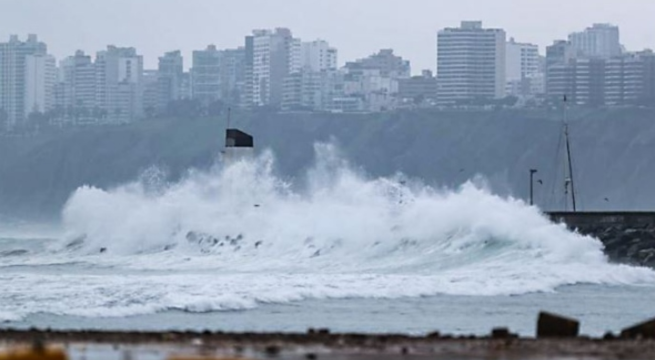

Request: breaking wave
left=1, top=144, right=654, bottom=322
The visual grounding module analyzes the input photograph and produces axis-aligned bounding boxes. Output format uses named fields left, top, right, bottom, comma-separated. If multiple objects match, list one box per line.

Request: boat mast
left=226, top=107, right=232, bottom=134
left=563, top=95, right=577, bottom=212
left=222, top=107, right=232, bottom=154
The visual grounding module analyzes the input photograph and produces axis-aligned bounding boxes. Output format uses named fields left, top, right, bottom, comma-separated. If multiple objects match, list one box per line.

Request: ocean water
left=1, top=144, right=655, bottom=336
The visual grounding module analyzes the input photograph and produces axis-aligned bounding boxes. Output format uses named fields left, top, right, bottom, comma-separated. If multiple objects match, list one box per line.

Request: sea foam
left=0, top=143, right=653, bottom=322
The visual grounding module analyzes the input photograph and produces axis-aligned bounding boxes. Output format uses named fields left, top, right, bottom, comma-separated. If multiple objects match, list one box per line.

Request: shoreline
left=2, top=329, right=655, bottom=359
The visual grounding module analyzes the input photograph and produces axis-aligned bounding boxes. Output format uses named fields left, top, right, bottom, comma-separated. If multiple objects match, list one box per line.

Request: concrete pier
left=546, top=211, right=655, bottom=267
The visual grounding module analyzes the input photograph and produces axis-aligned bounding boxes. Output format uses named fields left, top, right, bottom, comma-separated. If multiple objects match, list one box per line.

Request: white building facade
left=247, top=28, right=295, bottom=107
left=569, top=23, right=622, bottom=59
left=326, top=49, right=409, bottom=112
left=24, top=53, right=56, bottom=116
left=57, top=50, right=96, bottom=112
left=505, top=38, right=543, bottom=98
left=191, top=45, right=221, bottom=104
left=158, top=50, right=184, bottom=109
left=0, top=34, right=49, bottom=128
left=218, top=47, right=246, bottom=105
left=437, top=21, right=506, bottom=106
left=94, top=46, right=144, bottom=123
left=506, top=38, right=540, bottom=81
left=281, top=39, right=339, bottom=112
left=300, top=40, right=338, bottom=71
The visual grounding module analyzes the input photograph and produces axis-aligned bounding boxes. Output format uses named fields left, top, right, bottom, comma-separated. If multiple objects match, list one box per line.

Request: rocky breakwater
left=548, top=212, right=655, bottom=267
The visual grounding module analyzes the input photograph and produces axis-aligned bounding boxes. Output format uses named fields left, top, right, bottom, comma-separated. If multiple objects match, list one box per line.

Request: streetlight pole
left=530, top=169, right=538, bottom=206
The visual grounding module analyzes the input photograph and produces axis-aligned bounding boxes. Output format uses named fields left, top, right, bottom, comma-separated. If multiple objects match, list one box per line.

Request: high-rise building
left=546, top=58, right=605, bottom=106
left=547, top=49, right=655, bottom=108
left=218, top=47, right=246, bottom=105
left=347, top=49, right=410, bottom=78
left=242, top=36, right=255, bottom=108
left=300, top=40, right=338, bottom=72
left=282, top=70, right=323, bottom=111
left=281, top=39, right=339, bottom=112
left=245, top=28, right=296, bottom=108
left=0, top=34, right=48, bottom=127
left=569, top=24, right=621, bottom=59
left=142, top=69, right=160, bottom=116
left=340, top=66, right=399, bottom=112
left=546, top=40, right=575, bottom=69
left=570, top=58, right=606, bottom=106
left=437, top=21, right=506, bottom=105
left=605, top=50, right=655, bottom=106
left=398, top=70, right=438, bottom=105
left=546, top=63, right=571, bottom=102
left=57, top=50, right=96, bottom=111
left=24, top=53, right=56, bottom=117
left=95, top=46, right=144, bottom=123
left=505, top=38, right=542, bottom=98
left=158, top=50, right=184, bottom=109
left=546, top=40, right=576, bottom=98
left=190, top=46, right=246, bottom=106
left=644, top=52, right=655, bottom=106
left=333, top=50, right=410, bottom=112
left=180, top=72, right=193, bottom=100
left=506, top=38, right=540, bottom=81
left=290, top=38, right=302, bottom=75
left=191, top=45, right=221, bottom=104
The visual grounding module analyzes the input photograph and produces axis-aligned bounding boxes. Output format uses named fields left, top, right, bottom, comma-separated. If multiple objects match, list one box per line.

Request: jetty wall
left=547, top=212, right=655, bottom=267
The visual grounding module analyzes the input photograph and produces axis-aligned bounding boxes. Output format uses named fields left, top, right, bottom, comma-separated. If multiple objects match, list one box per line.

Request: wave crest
left=1, top=143, right=653, bottom=323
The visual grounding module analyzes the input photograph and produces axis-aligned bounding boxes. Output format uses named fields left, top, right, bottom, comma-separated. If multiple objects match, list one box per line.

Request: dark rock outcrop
left=549, top=212, right=655, bottom=267
left=537, top=312, right=580, bottom=338
left=621, top=317, right=655, bottom=339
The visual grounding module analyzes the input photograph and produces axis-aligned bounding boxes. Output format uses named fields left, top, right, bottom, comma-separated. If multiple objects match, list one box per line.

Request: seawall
left=547, top=211, right=655, bottom=267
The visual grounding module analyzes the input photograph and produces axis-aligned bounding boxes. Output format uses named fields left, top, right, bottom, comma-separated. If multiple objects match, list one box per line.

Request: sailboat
left=545, top=95, right=580, bottom=225
left=562, top=95, right=578, bottom=212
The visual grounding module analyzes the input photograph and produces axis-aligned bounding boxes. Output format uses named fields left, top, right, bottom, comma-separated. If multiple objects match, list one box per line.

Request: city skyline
left=2, top=17, right=653, bottom=128
left=1, top=0, right=654, bottom=73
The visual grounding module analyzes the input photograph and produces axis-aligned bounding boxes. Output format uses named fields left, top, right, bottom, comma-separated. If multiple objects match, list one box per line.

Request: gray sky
left=1, top=0, right=654, bottom=73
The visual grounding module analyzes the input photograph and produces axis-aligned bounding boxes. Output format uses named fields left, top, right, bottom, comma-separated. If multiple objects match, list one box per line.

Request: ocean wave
left=55, top=145, right=615, bottom=271
left=1, top=143, right=654, bottom=322
left=1, top=266, right=653, bottom=323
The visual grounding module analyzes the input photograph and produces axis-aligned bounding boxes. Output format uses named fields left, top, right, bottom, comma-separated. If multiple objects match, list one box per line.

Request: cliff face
left=1, top=108, right=655, bottom=220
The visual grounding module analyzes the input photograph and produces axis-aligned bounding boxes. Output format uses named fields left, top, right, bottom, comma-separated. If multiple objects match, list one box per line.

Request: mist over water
left=1, top=143, right=654, bottom=323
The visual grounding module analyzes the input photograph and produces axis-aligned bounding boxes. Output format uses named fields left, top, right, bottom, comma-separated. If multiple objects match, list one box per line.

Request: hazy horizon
left=1, top=0, right=654, bottom=73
